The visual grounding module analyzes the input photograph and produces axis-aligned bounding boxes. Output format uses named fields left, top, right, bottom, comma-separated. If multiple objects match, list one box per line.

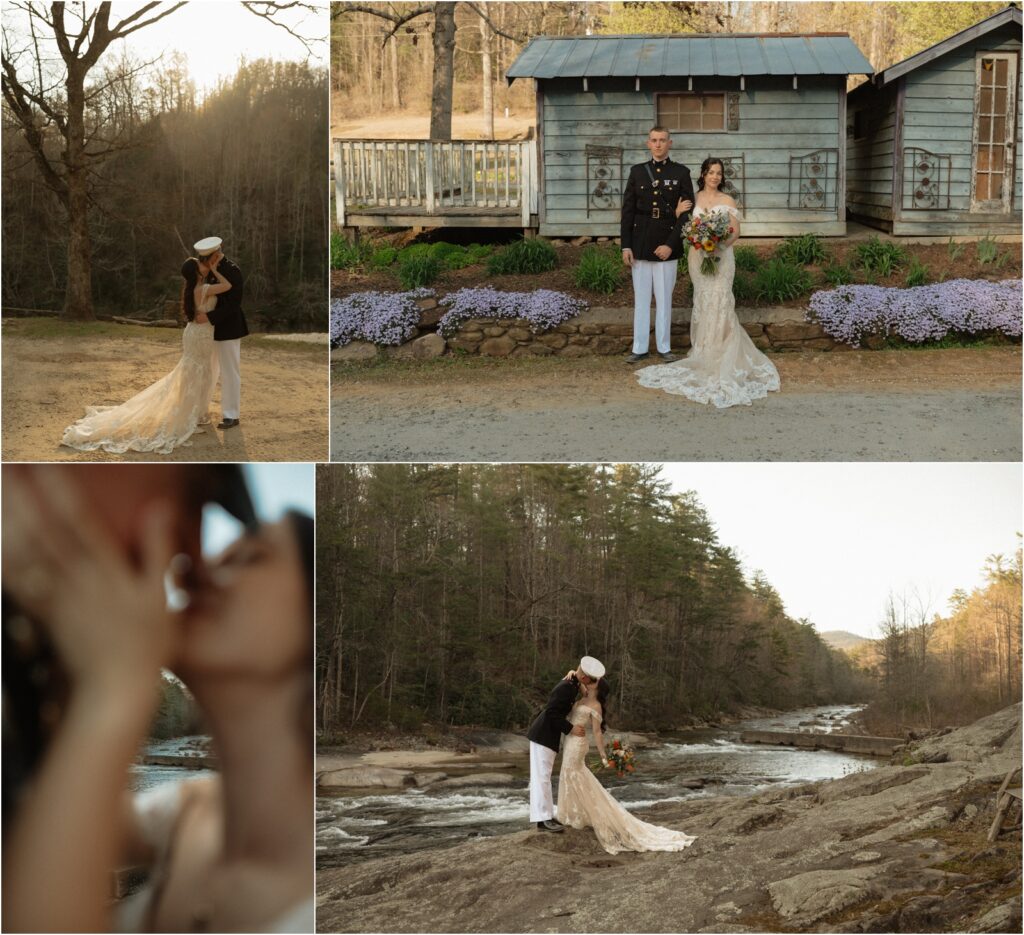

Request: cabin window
left=656, top=93, right=728, bottom=132
left=972, top=52, right=1018, bottom=210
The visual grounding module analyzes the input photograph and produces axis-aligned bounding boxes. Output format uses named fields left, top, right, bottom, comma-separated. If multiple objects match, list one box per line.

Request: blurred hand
left=654, top=245, right=672, bottom=260
left=571, top=725, right=586, bottom=737
left=622, top=248, right=634, bottom=268
left=1, top=467, right=178, bottom=695
left=676, top=199, right=693, bottom=217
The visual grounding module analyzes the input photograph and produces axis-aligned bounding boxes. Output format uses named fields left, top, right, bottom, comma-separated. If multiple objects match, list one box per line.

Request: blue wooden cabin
left=847, top=6, right=1022, bottom=236
left=506, top=33, right=873, bottom=238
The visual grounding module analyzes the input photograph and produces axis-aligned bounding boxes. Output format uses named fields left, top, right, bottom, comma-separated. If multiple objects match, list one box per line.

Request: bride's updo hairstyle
left=180, top=257, right=201, bottom=323
left=596, top=677, right=610, bottom=732
left=697, top=157, right=726, bottom=192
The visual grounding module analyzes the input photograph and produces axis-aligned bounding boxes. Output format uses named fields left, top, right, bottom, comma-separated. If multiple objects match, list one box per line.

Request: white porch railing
left=334, top=138, right=539, bottom=226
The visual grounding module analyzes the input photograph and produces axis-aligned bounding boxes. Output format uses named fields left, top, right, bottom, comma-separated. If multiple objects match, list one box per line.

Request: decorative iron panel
left=788, top=149, right=838, bottom=211
left=586, top=143, right=623, bottom=216
left=902, top=147, right=952, bottom=211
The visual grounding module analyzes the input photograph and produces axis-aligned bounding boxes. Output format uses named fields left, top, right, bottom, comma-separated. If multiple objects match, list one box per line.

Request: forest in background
left=3, top=56, right=328, bottom=330
left=853, top=545, right=1023, bottom=733
left=315, top=463, right=871, bottom=737
left=330, top=1, right=1010, bottom=132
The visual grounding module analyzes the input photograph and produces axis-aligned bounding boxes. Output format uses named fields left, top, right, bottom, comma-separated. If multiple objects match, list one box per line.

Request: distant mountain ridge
left=821, top=630, right=871, bottom=651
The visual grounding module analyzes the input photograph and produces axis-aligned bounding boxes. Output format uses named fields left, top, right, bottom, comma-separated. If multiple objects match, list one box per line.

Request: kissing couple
left=1, top=465, right=311, bottom=932
left=527, top=656, right=696, bottom=855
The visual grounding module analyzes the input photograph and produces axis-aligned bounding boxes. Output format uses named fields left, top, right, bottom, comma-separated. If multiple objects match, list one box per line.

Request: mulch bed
left=331, top=238, right=1023, bottom=309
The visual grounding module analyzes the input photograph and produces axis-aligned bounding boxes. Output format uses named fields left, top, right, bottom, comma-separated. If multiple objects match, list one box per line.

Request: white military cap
left=579, top=656, right=606, bottom=679
left=193, top=236, right=222, bottom=256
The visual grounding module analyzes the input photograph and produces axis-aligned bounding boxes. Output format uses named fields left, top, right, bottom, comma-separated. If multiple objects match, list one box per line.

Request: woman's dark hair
left=596, top=677, right=610, bottom=733
left=697, top=157, right=726, bottom=192
left=180, top=257, right=201, bottom=323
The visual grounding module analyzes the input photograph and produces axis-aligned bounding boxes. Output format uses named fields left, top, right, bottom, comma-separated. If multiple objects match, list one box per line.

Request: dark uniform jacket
left=620, top=157, right=695, bottom=262
left=527, top=676, right=580, bottom=753
left=206, top=257, right=249, bottom=341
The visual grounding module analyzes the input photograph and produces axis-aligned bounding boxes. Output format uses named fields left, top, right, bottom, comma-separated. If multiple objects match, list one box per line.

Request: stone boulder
left=333, top=340, right=378, bottom=362
left=768, top=865, right=889, bottom=923
left=390, top=333, right=446, bottom=360
left=433, top=772, right=518, bottom=789
left=318, top=766, right=414, bottom=789
left=479, top=335, right=516, bottom=357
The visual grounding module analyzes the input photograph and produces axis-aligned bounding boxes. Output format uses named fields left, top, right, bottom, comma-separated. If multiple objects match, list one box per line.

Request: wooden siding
left=538, top=75, right=847, bottom=237
left=846, top=84, right=898, bottom=227
left=895, top=25, right=1021, bottom=235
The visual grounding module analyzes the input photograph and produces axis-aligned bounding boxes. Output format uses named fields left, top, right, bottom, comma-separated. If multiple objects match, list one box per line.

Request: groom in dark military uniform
left=621, top=127, right=694, bottom=363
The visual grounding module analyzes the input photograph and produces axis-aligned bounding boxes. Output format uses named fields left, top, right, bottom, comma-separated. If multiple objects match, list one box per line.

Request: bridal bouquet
left=683, top=212, right=734, bottom=276
left=605, top=739, right=637, bottom=778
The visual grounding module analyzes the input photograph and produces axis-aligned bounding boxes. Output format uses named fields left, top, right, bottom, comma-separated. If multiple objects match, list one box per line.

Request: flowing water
left=130, top=735, right=214, bottom=793
left=316, top=704, right=876, bottom=868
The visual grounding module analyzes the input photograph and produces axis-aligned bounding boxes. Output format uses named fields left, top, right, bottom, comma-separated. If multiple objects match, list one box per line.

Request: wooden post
left=425, top=143, right=436, bottom=214
left=987, top=767, right=1020, bottom=843
left=520, top=141, right=530, bottom=227
left=334, top=140, right=346, bottom=227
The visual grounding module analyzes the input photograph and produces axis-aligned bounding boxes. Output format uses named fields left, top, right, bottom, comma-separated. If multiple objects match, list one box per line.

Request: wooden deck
left=334, top=138, right=539, bottom=230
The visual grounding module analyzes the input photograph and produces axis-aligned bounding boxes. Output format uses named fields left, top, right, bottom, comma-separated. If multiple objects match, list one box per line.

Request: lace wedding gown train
left=61, top=288, right=219, bottom=454
left=556, top=703, right=696, bottom=855
left=636, top=205, right=780, bottom=408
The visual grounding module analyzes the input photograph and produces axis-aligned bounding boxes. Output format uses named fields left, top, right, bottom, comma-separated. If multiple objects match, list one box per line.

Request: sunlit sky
left=3, top=0, right=327, bottom=92
left=202, top=463, right=315, bottom=555
left=657, top=462, right=1022, bottom=640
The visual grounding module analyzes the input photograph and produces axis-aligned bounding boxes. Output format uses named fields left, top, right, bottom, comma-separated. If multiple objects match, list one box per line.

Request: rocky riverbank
left=316, top=704, right=1021, bottom=933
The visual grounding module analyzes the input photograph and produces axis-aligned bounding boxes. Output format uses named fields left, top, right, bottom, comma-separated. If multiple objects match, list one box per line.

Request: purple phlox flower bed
left=330, top=288, right=434, bottom=347
left=807, top=279, right=1023, bottom=347
left=437, top=287, right=587, bottom=338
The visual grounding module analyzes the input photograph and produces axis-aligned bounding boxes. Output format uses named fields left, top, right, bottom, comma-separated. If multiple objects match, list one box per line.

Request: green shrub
left=369, top=246, right=399, bottom=269
left=854, top=236, right=907, bottom=276
left=822, top=263, right=855, bottom=286
left=397, top=253, right=441, bottom=289
left=754, top=258, right=813, bottom=303
left=487, top=237, right=558, bottom=275
left=776, top=233, right=829, bottom=266
left=977, top=235, right=1000, bottom=264
left=732, top=270, right=758, bottom=303
left=946, top=237, right=966, bottom=262
left=330, top=232, right=370, bottom=270
left=467, top=243, right=493, bottom=260
left=905, top=258, right=930, bottom=287
left=573, top=246, right=624, bottom=294
left=733, top=245, right=762, bottom=272
left=398, top=242, right=433, bottom=263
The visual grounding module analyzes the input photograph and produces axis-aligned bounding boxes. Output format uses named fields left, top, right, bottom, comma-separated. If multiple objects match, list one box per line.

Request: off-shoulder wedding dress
left=556, top=703, right=696, bottom=855
left=61, top=286, right=219, bottom=454
left=636, top=204, right=780, bottom=408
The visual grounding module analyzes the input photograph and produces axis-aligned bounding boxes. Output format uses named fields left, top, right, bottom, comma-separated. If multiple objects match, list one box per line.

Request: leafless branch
left=240, top=1, right=326, bottom=55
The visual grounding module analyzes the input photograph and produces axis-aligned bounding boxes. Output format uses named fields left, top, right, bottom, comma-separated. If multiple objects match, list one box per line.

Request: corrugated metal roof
left=507, top=34, right=873, bottom=82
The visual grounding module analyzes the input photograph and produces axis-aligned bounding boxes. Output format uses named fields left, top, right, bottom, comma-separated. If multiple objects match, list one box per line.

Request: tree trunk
left=429, top=1, right=457, bottom=140
left=389, top=35, right=401, bottom=110
left=480, top=13, right=494, bottom=138
left=63, top=67, right=94, bottom=321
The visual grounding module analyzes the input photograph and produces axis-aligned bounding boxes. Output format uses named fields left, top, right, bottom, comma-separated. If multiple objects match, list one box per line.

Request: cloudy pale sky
left=657, top=462, right=1021, bottom=639
left=4, top=0, right=327, bottom=92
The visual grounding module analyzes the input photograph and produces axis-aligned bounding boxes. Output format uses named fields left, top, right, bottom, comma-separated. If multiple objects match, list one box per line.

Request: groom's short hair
left=649, top=125, right=670, bottom=138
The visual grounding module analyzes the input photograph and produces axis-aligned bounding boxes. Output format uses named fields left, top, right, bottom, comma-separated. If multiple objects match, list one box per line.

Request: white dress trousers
left=216, top=339, right=242, bottom=419
left=631, top=259, right=677, bottom=355
left=528, top=741, right=558, bottom=823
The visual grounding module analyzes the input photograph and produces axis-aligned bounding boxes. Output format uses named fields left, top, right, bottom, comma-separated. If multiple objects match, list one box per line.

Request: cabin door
left=971, top=52, right=1018, bottom=212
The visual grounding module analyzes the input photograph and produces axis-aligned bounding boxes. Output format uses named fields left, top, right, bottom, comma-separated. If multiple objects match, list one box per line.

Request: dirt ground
left=332, top=104, right=534, bottom=141
left=2, top=319, right=329, bottom=462
left=331, top=347, right=1022, bottom=462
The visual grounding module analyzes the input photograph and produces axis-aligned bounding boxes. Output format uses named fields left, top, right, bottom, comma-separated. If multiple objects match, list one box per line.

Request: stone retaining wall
left=334, top=292, right=1011, bottom=362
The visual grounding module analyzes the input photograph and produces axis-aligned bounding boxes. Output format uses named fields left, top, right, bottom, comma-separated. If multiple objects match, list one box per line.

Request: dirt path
left=3, top=320, right=328, bottom=462
left=331, top=348, right=1022, bottom=462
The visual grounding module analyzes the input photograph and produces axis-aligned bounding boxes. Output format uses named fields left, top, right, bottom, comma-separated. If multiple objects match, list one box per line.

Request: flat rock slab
left=432, top=772, right=518, bottom=789
left=318, top=766, right=414, bottom=789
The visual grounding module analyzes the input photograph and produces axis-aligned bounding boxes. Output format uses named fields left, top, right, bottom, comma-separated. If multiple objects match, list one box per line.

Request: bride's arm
left=205, top=266, right=233, bottom=297
left=722, top=198, right=741, bottom=247
left=592, top=711, right=609, bottom=766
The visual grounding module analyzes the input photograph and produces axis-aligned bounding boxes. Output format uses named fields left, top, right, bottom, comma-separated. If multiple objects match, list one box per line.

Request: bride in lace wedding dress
left=60, top=256, right=229, bottom=454
left=557, top=679, right=696, bottom=855
left=636, top=158, right=780, bottom=408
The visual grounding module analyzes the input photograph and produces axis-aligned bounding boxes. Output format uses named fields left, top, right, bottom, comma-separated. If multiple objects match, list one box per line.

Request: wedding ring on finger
left=165, top=553, right=193, bottom=613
